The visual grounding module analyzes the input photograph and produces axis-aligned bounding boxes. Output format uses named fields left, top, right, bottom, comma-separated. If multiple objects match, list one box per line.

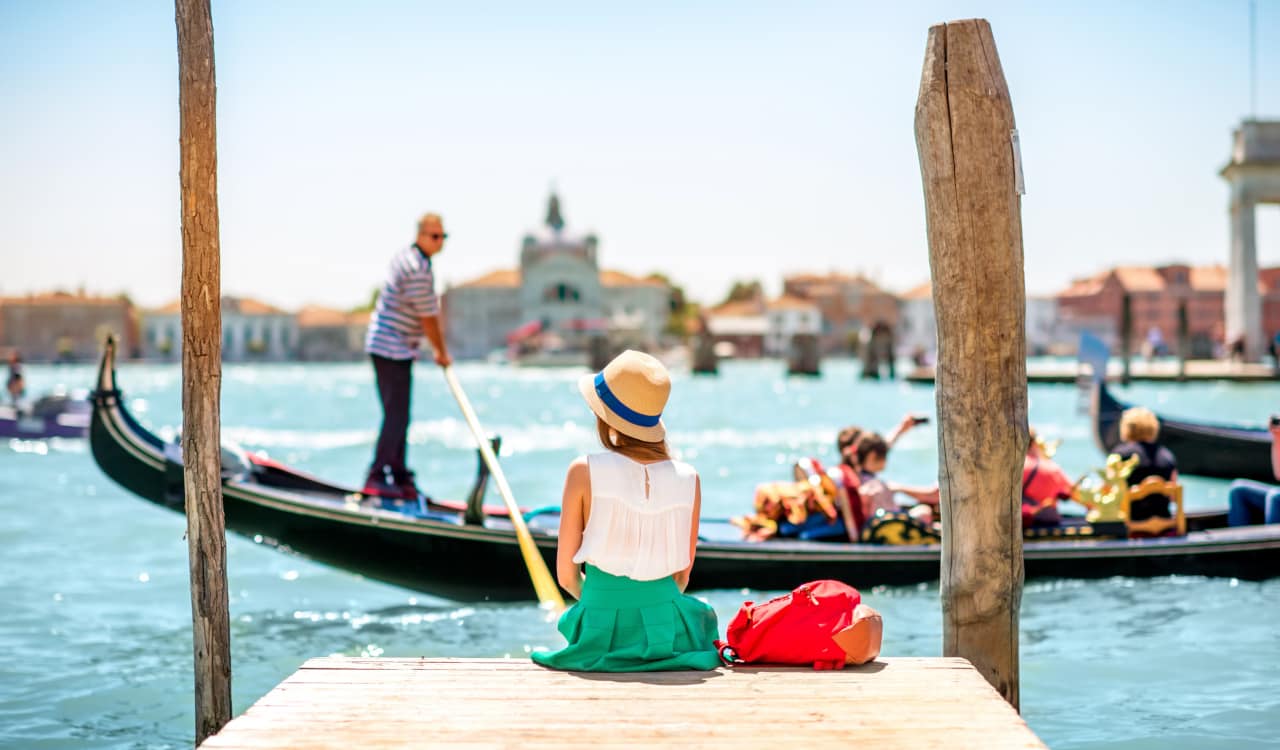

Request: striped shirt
left=365, top=244, right=440, bottom=360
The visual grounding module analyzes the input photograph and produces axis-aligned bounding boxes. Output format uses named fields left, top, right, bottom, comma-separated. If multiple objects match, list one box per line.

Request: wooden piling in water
left=1177, top=299, right=1189, bottom=382
left=1121, top=293, right=1133, bottom=386
left=176, top=0, right=232, bottom=741
left=914, top=18, right=1026, bottom=708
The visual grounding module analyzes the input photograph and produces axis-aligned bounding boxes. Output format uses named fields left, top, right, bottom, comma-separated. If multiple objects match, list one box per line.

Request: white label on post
left=1011, top=129, right=1026, bottom=195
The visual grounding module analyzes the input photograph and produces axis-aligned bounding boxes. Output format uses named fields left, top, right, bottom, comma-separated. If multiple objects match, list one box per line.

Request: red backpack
left=716, top=580, right=883, bottom=670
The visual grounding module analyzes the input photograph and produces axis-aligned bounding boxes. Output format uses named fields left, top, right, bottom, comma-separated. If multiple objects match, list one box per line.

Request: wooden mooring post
left=176, top=0, right=233, bottom=742
left=914, top=18, right=1027, bottom=708
left=1121, top=293, right=1133, bottom=386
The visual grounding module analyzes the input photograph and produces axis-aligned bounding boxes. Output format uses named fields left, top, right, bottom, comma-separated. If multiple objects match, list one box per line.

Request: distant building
left=782, top=272, right=899, bottom=354
left=143, top=296, right=298, bottom=361
left=0, top=290, right=137, bottom=362
left=897, top=282, right=936, bottom=359
left=704, top=299, right=767, bottom=359
left=1055, top=263, right=1280, bottom=357
left=764, top=295, right=822, bottom=357
left=443, top=193, right=672, bottom=360
left=296, top=306, right=369, bottom=361
left=896, top=283, right=1063, bottom=358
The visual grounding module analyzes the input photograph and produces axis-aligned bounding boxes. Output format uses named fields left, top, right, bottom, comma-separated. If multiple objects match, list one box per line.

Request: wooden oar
left=442, top=366, right=565, bottom=612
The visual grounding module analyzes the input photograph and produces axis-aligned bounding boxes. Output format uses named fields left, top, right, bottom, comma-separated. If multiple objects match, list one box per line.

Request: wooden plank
left=199, top=658, right=1045, bottom=749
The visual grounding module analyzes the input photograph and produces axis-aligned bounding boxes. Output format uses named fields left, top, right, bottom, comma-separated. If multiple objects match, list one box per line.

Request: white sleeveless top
left=572, top=452, right=699, bottom=582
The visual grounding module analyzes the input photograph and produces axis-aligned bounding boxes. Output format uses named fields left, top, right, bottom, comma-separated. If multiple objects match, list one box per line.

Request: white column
left=1226, top=186, right=1262, bottom=361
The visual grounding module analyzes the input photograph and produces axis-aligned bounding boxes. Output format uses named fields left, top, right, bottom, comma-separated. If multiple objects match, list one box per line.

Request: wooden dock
left=906, top=359, right=1277, bottom=384
left=199, top=657, right=1045, bottom=749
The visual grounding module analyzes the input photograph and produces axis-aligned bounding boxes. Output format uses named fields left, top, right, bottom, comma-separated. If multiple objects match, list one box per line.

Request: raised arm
left=885, top=413, right=927, bottom=449
left=674, top=474, right=702, bottom=593
left=555, top=458, right=590, bottom=600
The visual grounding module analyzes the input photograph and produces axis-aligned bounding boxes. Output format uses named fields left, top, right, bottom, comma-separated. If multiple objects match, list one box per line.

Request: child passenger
left=532, top=350, right=721, bottom=672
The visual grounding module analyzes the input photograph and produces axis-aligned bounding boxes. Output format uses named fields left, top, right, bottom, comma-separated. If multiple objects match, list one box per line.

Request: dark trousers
left=370, top=354, right=413, bottom=480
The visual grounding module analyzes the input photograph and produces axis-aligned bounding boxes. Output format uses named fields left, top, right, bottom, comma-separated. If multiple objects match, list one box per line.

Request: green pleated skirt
left=531, top=565, right=721, bottom=672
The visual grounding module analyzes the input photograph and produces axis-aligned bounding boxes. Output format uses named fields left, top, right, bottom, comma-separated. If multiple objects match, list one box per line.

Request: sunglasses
left=424, top=233, right=448, bottom=241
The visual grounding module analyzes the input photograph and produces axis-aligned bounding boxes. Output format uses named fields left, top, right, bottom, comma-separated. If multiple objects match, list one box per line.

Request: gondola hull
left=90, top=339, right=1280, bottom=600
left=1090, top=379, right=1272, bottom=482
left=1, top=404, right=89, bottom=440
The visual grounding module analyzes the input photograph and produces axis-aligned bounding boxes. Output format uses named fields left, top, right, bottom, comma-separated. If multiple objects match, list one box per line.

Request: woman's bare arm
left=555, top=458, right=589, bottom=600
left=674, top=475, right=702, bottom=593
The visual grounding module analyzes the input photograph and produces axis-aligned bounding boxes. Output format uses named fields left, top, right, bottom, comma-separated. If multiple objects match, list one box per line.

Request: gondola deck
left=89, top=338, right=1280, bottom=600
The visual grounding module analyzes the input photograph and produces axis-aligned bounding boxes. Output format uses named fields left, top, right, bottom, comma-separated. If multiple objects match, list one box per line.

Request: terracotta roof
left=296, top=306, right=354, bottom=328
left=1112, top=267, right=1166, bottom=292
left=148, top=296, right=287, bottom=315
left=766, top=295, right=818, bottom=312
left=1188, top=265, right=1227, bottom=292
left=455, top=269, right=520, bottom=288
left=707, top=300, right=765, bottom=317
left=229, top=297, right=286, bottom=315
left=902, top=282, right=932, bottom=300
left=601, top=270, right=667, bottom=288
left=786, top=271, right=890, bottom=295
left=0, top=291, right=128, bottom=307
left=1057, top=271, right=1109, bottom=298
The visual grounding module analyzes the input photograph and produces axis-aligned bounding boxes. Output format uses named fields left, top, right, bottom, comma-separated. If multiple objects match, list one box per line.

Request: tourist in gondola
left=5, top=351, right=24, bottom=406
left=533, top=350, right=720, bottom=672
left=855, top=432, right=940, bottom=523
left=1227, top=417, right=1280, bottom=526
left=361, top=213, right=453, bottom=500
left=1110, top=407, right=1178, bottom=522
left=1022, top=427, right=1078, bottom=528
left=826, top=413, right=930, bottom=540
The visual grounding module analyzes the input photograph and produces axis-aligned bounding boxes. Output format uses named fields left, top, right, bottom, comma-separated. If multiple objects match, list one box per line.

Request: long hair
left=596, top=417, right=671, bottom=462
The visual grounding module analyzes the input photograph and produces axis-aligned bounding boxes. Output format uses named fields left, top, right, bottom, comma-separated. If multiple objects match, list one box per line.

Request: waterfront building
left=143, top=296, right=298, bottom=361
left=897, top=283, right=1064, bottom=358
left=764, top=295, right=822, bottom=357
left=897, top=282, right=936, bottom=359
left=296, top=306, right=369, bottom=361
left=0, top=290, right=137, bottom=362
left=782, top=272, right=898, bottom=354
left=1056, top=263, right=1280, bottom=357
left=703, top=299, right=767, bottom=359
left=442, top=194, right=671, bottom=360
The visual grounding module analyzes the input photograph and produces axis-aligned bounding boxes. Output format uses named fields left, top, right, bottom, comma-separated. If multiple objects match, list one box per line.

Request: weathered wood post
left=914, top=19, right=1026, bottom=709
left=1177, top=300, right=1189, bottom=382
left=175, top=0, right=232, bottom=742
left=1120, top=293, right=1133, bottom=386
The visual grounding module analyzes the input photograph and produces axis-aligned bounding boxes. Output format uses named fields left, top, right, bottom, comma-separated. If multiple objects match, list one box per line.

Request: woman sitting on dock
left=533, top=350, right=721, bottom=672
left=1111, top=407, right=1178, bottom=522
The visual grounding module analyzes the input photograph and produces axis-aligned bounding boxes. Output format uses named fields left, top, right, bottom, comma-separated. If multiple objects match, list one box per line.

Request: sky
left=1, top=0, right=1279, bottom=311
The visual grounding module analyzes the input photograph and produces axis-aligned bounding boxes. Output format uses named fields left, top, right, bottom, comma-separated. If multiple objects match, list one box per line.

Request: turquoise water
left=1, top=360, right=1277, bottom=749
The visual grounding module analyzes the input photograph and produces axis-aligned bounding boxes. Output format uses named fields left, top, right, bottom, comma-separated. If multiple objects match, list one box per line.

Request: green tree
left=722, top=280, right=763, bottom=305
left=647, top=273, right=698, bottom=339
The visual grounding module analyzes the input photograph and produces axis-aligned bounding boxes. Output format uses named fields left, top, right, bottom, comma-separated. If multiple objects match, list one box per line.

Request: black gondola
left=1087, top=368, right=1273, bottom=483
left=90, top=338, right=1280, bottom=601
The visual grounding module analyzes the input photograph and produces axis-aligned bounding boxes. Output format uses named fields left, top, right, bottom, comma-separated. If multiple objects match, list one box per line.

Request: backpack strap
left=837, top=464, right=867, bottom=533
left=714, top=640, right=738, bottom=666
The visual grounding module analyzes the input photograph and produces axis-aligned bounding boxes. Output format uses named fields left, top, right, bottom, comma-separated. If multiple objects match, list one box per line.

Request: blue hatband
left=593, top=372, right=661, bottom=428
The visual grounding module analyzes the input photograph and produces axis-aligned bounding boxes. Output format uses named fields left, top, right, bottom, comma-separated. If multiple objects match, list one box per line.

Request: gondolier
left=362, top=213, right=453, bottom=499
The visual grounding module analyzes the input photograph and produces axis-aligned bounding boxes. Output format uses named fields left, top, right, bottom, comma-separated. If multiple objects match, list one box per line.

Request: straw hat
left=577, top=350, right=669, bottom=442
